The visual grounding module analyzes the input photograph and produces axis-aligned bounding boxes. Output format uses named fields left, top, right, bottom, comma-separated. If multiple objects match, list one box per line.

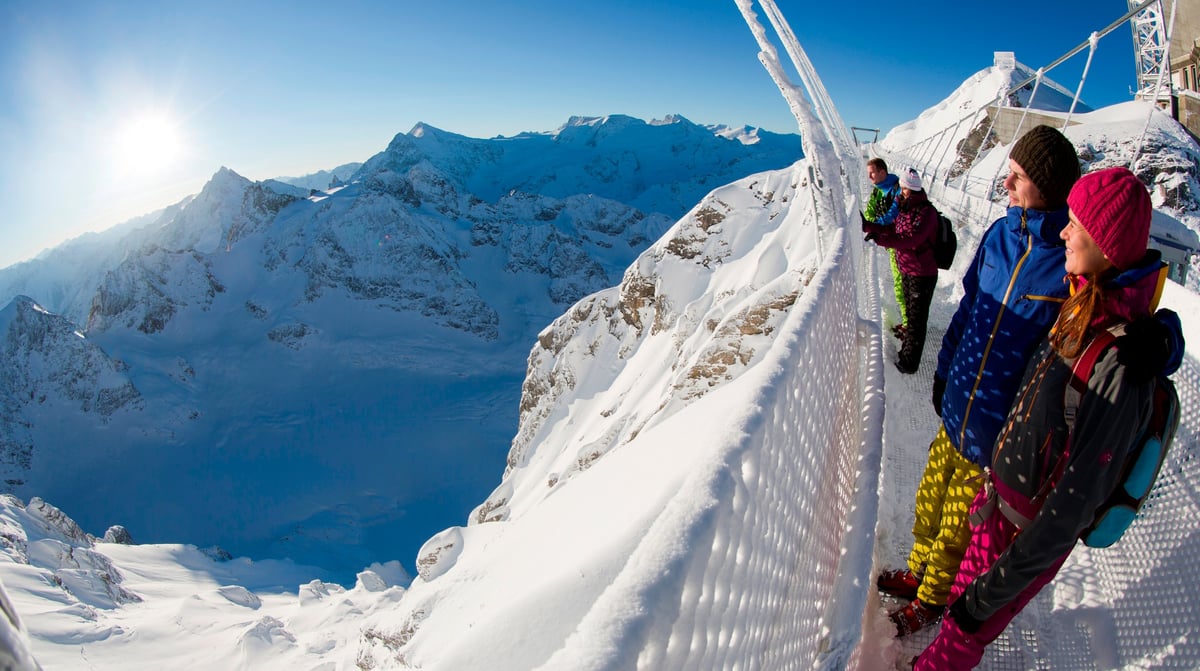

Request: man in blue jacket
left=878, top=125, right=1081, bottom=635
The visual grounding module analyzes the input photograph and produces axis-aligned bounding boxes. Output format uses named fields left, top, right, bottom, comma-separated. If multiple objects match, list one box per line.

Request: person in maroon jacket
left=863, top=166, right=940, bottom=374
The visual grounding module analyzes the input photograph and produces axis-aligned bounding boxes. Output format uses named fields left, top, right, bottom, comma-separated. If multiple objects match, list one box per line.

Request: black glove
left=931, top=375, right=946, bottom=417
left=1115, top=315, right=1172, bottom=384
left=948, top=597, right=984, bottom=634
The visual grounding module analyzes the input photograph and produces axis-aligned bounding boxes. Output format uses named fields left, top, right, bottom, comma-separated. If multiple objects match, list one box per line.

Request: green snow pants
left=890, top=249, right=907, bottom=325
left=906, top=425, right=983, bottom=607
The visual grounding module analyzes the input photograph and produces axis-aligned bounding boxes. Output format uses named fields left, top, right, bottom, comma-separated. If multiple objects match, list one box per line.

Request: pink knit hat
left=1066, top=167, right=1151, bottom=270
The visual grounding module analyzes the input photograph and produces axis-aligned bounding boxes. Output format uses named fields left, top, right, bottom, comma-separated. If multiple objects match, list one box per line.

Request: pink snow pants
left=912, top=485, right=1070, bottom=670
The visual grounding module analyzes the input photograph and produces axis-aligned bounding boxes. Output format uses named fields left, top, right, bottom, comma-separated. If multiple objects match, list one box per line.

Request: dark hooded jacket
left=961, top=253, right=1180, bottom=621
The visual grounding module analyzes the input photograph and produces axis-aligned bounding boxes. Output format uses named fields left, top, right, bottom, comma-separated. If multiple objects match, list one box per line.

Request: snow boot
left=889, top=599, right=944, bottom=637
left=876, top=568, right=920, bottom=600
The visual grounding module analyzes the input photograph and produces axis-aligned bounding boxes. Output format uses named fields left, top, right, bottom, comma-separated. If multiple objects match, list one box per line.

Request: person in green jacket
left=863, top=157, right=906, bottom=336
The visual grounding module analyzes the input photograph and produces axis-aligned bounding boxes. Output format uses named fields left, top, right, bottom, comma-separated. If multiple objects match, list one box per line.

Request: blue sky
left=1, top=0, right=1139, bottom=269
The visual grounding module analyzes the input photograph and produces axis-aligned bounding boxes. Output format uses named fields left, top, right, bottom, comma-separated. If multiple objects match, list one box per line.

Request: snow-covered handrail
left=754, top=1, right=856, bottom=161
left=734, top=0, right=860, bottom=246
left=735, top=1, right=886, bottom=666
left=1064, top=32, right=1100, bottom=126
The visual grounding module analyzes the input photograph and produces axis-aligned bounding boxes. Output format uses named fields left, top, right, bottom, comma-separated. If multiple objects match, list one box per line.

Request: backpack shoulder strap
left=1031, top=326, right=1124, bottom=503
left=1064, top=325, right=1123, bottom=431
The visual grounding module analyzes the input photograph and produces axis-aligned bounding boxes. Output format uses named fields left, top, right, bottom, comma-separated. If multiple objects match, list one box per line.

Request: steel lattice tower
left=1129, top=0, right=1171, bottom=102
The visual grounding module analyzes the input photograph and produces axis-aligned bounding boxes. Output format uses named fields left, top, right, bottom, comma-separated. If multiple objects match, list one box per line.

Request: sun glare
left=111, top=110, right=185, bottom=176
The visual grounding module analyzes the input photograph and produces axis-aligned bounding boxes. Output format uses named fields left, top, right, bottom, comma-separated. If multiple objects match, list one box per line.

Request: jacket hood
left=1008, top=205, right=1069, bottom=247
left=875, top=173, right=900, bottom=191
left=1071, top=249, right=1168, bottom=326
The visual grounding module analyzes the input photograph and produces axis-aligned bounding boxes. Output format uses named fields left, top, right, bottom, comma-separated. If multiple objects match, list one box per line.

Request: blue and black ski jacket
left=935, top=205, right=1071, bottom=468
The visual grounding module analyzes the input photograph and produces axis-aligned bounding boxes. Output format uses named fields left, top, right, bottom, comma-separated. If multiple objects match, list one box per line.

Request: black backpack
left=1064, top=324, right=1181, bottom=548
left=931, top=211, right=957, bottom=270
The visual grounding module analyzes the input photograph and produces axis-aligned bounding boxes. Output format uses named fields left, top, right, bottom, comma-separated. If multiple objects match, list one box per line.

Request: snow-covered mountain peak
left=649, top=113, right=692, bottom=126
left=554, top=113, right=709, bottom=140
left=2, top=295, right=81, bottom=343
left=883, top=59, right=1093, bottom=153
left=558, top=114, right=621, bottom=130
left=0, top=295, right=41, bottom=330
left=709, top=123, right=768, bottom=144
left=207, top=166, right=252, bottom=193
left=404, top=121, right=470, bottom=143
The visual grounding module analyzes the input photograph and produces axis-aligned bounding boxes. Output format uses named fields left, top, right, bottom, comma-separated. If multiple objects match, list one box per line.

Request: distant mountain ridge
left=0, top=114, right=801, bottom=576
left=2, top=114, right=798, bottom=327
left=276, top=162, right=363, bottom=192
left=358, top=114, right=798, bottom=217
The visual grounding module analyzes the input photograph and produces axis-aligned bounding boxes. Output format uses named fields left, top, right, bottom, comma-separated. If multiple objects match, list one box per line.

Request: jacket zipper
left=959, top=212, right=1034, bottom=450
left=1025, top=294, right=1066, bottom=304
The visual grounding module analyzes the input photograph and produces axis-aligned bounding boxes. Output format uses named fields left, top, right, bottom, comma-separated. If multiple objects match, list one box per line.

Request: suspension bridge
left=739, top=0, right=1200, bottom=667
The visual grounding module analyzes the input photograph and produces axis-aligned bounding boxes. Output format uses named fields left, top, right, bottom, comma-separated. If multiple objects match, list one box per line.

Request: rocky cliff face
left=481, top=164, right=815, bottom=519
left=0, top=297, right=141, bottom=488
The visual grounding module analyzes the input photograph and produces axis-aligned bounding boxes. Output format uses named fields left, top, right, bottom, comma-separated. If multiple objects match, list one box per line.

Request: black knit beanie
left=1008, top=125, right=1081, bottom=209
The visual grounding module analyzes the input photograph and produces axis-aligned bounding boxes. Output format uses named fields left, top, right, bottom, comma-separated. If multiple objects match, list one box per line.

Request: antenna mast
left=1129, top=0, right=1171, bottom=103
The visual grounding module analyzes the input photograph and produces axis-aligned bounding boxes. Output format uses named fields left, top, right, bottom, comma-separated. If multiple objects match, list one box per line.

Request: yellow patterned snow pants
left=906, top=425, right=983, bottom=607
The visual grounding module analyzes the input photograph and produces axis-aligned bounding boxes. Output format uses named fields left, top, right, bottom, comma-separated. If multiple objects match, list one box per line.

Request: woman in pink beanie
left=912, top=166, right=1185, bottom=670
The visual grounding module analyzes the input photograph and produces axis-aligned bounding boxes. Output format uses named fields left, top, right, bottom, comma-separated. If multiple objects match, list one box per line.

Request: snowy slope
left=2, top=143, right=1196, bottom=669
left=366, top=163, right=828, bottom=669
left=0, top=115, right=801, bottom=586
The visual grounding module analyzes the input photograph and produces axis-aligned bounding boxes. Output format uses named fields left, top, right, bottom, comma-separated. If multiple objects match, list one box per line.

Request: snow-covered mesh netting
left=631, top=223, right=872, bottom=670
